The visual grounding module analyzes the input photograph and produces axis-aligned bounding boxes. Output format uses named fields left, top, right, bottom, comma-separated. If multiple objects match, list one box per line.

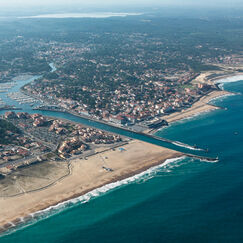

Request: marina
left=0, top=82, right=16, bottom=93
left=7, top=92, right=38, bottom=105
left=0, top=98, right=6, bottom=107
left=0, top=68, right=215, bottom=158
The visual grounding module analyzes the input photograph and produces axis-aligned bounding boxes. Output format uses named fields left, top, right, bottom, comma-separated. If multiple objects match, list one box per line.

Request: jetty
left=39, top=108, right=209, bottom=156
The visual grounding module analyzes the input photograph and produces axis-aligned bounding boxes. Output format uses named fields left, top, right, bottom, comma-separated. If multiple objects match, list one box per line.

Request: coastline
left=159, top=90, right=232, bottom=125
left=1, top=67, right=242, bottom=236
left=18, top=64, right=243, bottom=137
left=20, top=72, right=242, bottom=138
left=152, top=70, right=243, bottom=131
left=146, top=70, right=243, bottom=135
left=0, top=140, right=183, bottom=234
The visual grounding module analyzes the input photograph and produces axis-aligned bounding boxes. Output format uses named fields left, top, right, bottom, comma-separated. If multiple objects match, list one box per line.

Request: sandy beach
left=160, top=66, right=243, bottom=126
left=159, top=90, right=232, bottom=124
left=1, top=66, right=241, bottom=234
left=192, top=64, right=243, bottom=85
left=0, top=140, right=182, bottom=232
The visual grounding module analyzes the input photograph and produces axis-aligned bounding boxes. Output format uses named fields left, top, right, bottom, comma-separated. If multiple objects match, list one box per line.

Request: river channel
left=0, top=64, right=210, bottom=157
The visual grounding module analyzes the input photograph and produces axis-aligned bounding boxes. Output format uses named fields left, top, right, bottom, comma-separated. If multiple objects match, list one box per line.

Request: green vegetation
left=1, top=12, right=243, bottom=121
left=0, top=119, right=20, bottom=145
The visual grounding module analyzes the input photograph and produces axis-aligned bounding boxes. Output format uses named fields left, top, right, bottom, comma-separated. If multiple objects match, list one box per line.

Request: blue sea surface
left=1, top=81, right=243, bottom=243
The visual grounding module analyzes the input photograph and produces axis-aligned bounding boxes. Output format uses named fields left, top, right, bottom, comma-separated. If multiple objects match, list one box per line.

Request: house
left=4, top=111, right=17, bottom=119
left=16, top=112, right=30, bottom=119
left=110, top=115, right=127, bottom=125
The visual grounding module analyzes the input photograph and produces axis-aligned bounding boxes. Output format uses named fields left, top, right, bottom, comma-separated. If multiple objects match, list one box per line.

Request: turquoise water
left=1, top=80, right=243, bottom=242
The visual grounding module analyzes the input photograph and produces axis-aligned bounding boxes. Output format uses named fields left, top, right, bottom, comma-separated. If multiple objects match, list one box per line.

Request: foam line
left=2, top=156, right=186, bottom=236
left=172, top=141, right=204, bottom=151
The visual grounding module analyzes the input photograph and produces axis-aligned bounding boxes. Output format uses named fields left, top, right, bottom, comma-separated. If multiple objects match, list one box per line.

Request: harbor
left=7, top=92, right=38, bottom=106
left=0, top=64, right=220, bottom=159
left=0, top=98, right=5, bottom=107
left=0, top=82, right=16, bottom=93
left=0, top=77, right=215, bottom=158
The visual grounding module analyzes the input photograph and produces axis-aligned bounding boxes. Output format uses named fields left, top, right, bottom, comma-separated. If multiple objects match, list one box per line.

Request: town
left=0, top=111, right=123, bottom=176
left=1, top=17, right=243, bottom=127
left=21, top=34, right=218, bottom=126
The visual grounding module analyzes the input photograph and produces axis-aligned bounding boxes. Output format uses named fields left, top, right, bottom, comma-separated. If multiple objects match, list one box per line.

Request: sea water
left=0, top=80, right=243, bottom=242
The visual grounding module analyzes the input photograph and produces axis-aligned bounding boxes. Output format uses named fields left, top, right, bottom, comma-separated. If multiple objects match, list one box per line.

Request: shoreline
left=158, top=90, right=232, bottom=126
left=17, top=66, right=243, bottom=137
left=18, top=155, right=186, bottom=229
left=0, top=69, right=242, bottom=236
left=0, top=140, right=183, bottom=234
left=20, top=72, right=242, bottom=138
left=150, top=71, right=243, bottom=133
left=204, top=72, right=243, bottom=84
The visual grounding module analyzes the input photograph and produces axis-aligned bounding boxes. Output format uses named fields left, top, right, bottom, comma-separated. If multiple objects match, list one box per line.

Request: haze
left=1, top=0, right=243, bottom=8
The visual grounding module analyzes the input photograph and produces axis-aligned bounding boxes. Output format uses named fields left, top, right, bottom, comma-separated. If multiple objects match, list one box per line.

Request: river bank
left=0, top=140, right=183, bottom=234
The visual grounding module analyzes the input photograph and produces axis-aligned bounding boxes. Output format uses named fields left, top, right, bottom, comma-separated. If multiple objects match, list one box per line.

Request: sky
left=0, top=0, right=242, bottom=8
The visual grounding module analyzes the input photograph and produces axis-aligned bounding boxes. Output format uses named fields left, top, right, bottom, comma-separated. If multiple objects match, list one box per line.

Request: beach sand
left=161, top=90, right=232, bottom=124
left=0, top=140, right=182, bottom=232
left=1, top=66, right=240, bottom=233
left=160, top=65, right=242, bottom=126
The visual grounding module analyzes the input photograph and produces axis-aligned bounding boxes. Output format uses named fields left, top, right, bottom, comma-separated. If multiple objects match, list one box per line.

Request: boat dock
left=0, top=82, right=16, bottom=93
left=7, top=92, right=38, bottom=105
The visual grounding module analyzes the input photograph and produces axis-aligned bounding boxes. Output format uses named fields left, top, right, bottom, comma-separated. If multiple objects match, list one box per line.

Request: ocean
left=0, top=80, right=243, bottom=242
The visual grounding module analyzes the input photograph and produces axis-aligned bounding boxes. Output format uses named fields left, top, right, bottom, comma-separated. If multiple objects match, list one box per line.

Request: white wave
left=2, top=156, right=186, bottom=236
left=199, top=158, right=219, bottom=163
left=18, top=12, right=143, bottom=19
left=172, top=141, right=204, bottom=151
left=218, top=83, right=224, bottom=90
left=215, top=75, right=243, bottom=86
left=34, top=156, right=186, bottom=212
left=158, top=109, right=217, bottom=132
left=209, top=93, right=235, bottom=103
